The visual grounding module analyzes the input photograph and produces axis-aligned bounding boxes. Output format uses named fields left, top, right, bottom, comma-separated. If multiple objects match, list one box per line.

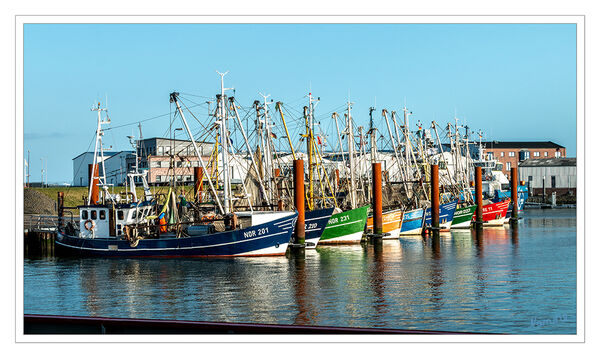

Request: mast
left=347, top=100, right=357, bottom=209
left=230, top=97, right=269, bottom=205
left=369, top=107, right=377, bottom=164
left=170, top=92, right=225, bottom=215
left=217, top=71, right=233, bottom=213
left=87, top=102, right=110, bottom=205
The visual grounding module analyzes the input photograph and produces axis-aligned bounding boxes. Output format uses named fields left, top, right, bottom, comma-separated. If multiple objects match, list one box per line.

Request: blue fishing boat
left=56, top=208, right=297, bottom=257
left=424, top=200, right=458, bottom=231
left=399, top=208, right=425, bottom=235
left=302, top=207, right=335, bottom=248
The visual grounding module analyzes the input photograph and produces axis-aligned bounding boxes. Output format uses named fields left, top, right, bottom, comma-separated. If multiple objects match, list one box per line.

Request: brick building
left=136, top=137, right=214, bottom=185
left=479, top=141, right=566, bottom=176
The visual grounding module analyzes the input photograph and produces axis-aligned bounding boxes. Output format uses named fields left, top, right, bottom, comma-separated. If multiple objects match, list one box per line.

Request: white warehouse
left=73, top=151, right=134, bottom=187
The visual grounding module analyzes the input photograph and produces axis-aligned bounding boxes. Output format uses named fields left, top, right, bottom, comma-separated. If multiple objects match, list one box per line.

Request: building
left=479, top=141, right=566, bottom=176
left=136, top=137, right=215, bottom=185
left=518, top=157, right=576, bottom=196
left=72, top=151, right=134, bottom=187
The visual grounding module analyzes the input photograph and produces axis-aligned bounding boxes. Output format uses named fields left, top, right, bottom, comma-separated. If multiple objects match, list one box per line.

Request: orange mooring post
left=475, top=166, right=483, bottom=225
left=293, top=159, right=305, bottom=245
left=431, top=164, right=440, bottom=232
left=372, top=162, right=383, bottom=237
left=194, top=167, right=203, bottom=202
left=88, top=164, right=99, bottom=205
left=511, top=166, right=519, bottom=220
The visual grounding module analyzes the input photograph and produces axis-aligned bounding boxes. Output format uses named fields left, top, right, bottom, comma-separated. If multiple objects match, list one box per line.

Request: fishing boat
left=399, top=208, right=425, bottom=235
left=424, top=200, right=458, bottom=231
left=57, top=84, right=299, bottom=257
left=476, top=199, right=511, bottom=226
left=366, top=209, right=404, bottom=239
left=303, top=207, right=336, bottom=248
left=450, top=204, right=477, bottom=229
left=319, top=205, right=370, bottom=244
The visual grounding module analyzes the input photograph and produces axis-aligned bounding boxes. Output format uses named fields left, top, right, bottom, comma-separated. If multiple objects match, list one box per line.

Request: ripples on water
left=24, top=209, right=576, bottom=334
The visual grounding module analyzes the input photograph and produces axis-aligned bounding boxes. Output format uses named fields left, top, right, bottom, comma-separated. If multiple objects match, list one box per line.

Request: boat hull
left=366, top=209, right=403, bottom=239
left=55, top=213, right=297, bottom=257
left=424, top=200, right=458, bottom=231
left=475, top=199, right=510, bottom=226
left=319, top=205, right=369, bottom=244
left=301, top=207, right=335, bottom=249
left=451, top=205, right=477, bottom=229
left=399, top=208, right=425, bottom=235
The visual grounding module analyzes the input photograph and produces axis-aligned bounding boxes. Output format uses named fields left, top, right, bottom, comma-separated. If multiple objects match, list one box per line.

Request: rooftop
left=480, top=141, right=565, bottom=149
left=519, top=158, right=576, bottom=167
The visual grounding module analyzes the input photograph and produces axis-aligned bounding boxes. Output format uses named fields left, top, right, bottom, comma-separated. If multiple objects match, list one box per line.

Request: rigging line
left=178, top=92, right=215, bottom=100
left=103, top=103, right=203, bottom=132
left=178, top=97, right=213, bottom=135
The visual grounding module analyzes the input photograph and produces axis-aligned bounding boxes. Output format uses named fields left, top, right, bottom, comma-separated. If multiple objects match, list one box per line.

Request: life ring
left=84, top=219, right=95, bottom=231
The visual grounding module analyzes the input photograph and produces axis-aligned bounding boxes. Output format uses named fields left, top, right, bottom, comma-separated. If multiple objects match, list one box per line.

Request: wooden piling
left=88, top=164, right=99, bottom=204
left=431, top=164, right=440, bottom=232
left=57, top=192, right=64, bottom=229
left=475, top=166, right=483, bottom=225
left=293, top=159, right=305, bottom=245
left=194, top=167, right=203, bottom=202
left=372, top=163, right=383, bottom=238
left=511, top=166, right=519, bottom=220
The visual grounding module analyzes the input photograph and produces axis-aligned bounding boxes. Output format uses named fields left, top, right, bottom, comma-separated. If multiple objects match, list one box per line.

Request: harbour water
left=23, top=209, right=576, bottom=334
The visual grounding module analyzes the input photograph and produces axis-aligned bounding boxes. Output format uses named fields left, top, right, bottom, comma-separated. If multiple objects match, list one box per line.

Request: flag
left=270, top=132, right=277, bottom=139
left=317, top=136, right=322, bottom=145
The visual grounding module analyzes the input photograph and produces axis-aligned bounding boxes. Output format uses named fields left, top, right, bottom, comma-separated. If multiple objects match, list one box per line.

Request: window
left=506, top=162, right=511, bottom=170
left=551, top=176, right=556, bottom=188
left=500, top=152, right=504, bottom=157
left=132, top=210, right=137, bottom=219
left=556, top=151, right=562, bottom=158
left=99, top=210, right=106, bottom=220
left=544, top=151, right=548, bottom=157
left=533, top=151, right=540, bottom=157
left=117, top=210, right=124, bottom=220
left=509, top=152, right=515, bottom=157
left=91, top=210, right=97, bottom=220
left=161, top=161, right=169, bottom=168
left=150, top=161, right=160, bottom=168
left=81, top=210, right=88, bottom=220
left=528, top=176, right=533, bottom=182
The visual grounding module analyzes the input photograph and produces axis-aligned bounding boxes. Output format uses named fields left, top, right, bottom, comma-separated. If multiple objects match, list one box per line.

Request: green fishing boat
left=450, top=204, right=477, bottom=229
left=319, top=205, right=370, bottom=244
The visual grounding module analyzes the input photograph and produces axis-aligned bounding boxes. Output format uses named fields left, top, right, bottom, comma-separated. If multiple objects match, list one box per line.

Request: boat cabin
left=78, top=202, right=155, bottom=239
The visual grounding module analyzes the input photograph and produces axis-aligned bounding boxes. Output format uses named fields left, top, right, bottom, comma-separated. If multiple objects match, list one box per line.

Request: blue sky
left=23, top=23, right=576, bottom=183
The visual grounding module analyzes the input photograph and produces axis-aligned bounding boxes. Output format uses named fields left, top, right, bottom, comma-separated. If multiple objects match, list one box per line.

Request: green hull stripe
left=320, top=205, right=370, bottom=241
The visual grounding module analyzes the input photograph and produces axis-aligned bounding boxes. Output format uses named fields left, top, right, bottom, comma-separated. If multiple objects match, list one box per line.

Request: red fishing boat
left=474, top=199, right=510, bottom=226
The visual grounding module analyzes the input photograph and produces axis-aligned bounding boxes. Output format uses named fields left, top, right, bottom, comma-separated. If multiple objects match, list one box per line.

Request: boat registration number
left=244, top=227, right=269, bottom=238
left=328, top=215, right=350, bottom=225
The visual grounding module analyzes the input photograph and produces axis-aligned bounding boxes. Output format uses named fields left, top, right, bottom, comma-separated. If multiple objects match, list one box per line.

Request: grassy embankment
left=32, top=185, right=197, bottom=214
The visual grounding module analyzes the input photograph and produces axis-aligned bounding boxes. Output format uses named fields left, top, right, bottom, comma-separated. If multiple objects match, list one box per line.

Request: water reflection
left=24, top=209, right=577, bottom=334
